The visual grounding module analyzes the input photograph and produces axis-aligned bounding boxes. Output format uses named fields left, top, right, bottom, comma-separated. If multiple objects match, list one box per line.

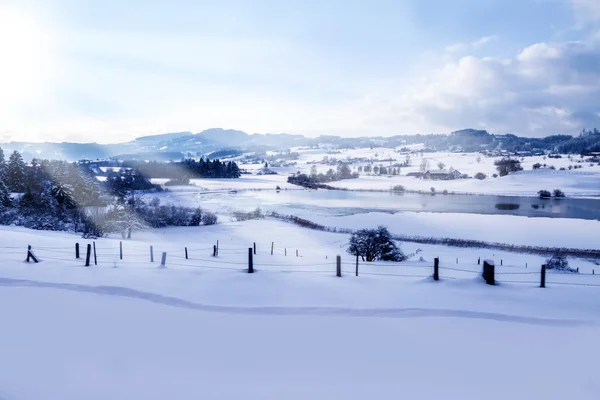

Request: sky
left=0, top=0, right=599, bottom=143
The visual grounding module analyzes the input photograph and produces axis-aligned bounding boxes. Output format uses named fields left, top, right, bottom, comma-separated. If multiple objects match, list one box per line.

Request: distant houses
left=423, top=169, right=463, bottom=180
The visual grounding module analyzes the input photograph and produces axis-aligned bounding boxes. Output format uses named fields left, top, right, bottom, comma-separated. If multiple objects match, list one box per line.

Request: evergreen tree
left=0, top=179, right=11, bottom=208
left=6, top=151, right=26, bottom=192
left=0, top=146, right=6, bottom=180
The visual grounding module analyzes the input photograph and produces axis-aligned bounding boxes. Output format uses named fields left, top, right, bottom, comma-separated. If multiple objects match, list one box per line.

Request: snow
left=267, top=150, right=600, bottom=198
left=1, top=220, right=599, bottom=399
left=309, top=212, right=600, bottom=249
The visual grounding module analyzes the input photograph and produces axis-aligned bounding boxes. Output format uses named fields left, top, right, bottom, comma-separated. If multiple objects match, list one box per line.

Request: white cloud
left=444, top=35, right=498, bottom=54
left=472, top=35, right=498, bottom=48
left=366, top=34, right=600, bottom=136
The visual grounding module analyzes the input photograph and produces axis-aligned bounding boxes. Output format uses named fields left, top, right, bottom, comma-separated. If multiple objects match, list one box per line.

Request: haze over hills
left=0, top=128, right=598, bottom=161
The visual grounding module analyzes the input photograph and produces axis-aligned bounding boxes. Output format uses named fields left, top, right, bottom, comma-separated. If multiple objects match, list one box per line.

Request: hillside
left=2, top=128, right=599, bottom=161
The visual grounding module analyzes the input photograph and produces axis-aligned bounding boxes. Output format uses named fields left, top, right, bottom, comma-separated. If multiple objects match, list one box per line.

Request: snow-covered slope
left=1, top=221, right=599, bottom=399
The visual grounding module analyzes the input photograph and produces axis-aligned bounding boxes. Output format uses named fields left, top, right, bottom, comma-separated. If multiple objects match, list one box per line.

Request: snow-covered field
left=257, top=149, right=600, bottom=198
left=1, top=220, right=600, bottom=399
left=326, top=170, right=600, bottom=197
left=310, top=212, right=600, bottom=250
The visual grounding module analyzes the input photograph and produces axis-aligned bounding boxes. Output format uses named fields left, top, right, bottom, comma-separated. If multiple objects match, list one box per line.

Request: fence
left=2, top=240, right=600, bottom=289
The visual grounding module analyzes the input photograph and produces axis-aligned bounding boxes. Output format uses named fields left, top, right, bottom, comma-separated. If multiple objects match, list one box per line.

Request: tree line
left=0, top=147, right=218, bottom=237
left=121, top=158, right=241, bottom=181
left=288, top=163, right=358, bottom=187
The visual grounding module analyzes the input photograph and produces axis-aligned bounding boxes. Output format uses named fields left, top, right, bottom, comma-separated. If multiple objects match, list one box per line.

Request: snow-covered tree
left=6, top=151, right=26, bottom=192
left=347, top=226, right=405, bottom=262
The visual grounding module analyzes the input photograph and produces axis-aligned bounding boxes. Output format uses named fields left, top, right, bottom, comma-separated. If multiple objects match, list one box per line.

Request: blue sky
left=0, top=0, right=599, bottom=143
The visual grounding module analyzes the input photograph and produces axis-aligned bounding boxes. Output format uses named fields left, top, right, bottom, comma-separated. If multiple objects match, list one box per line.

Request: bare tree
left=437, top=161, right=445, bottom=170
left=476, top=156, right=482, bottom=163
left=419, top=159, right=430, bottom=174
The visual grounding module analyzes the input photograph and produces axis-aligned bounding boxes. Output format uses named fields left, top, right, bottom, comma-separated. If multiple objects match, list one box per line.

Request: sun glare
left=0, top=4, right=56, bottom=105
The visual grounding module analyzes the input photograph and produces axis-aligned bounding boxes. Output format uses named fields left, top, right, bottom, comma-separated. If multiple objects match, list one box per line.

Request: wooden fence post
left=185, top=247, right=188, bottom=259
left=285, top=248, right=287, bottom=256
left=336, top=255, right=341, bottom=277
left=253, top=242, right=256, bottom=255
left=433, top=257, right=439, bottom=281
left=478, top=257, right=480, bottom=265
left=296, top=249, right=299, bottom=257
left=355, top=253, right=359, bottom=276
left=85, top=244, right=91, bottom=267
left=26, top=245, right=39, bottom=263
left=93, top=242, right=97, bottom=265
left=216, top=240, right=219, bottom=256
left=150, top=246, right=154, bottom=262
left=248, top=248, right=254, bottom=273
left=540, top=264, right=546, bottom=288
left=271, top=242, right=274, bottom=255
left=75, top=243, right=80, bottom=259
left=501, top=259, right=503, bottom=266
left=213, top=245, right=217, bottom=257
left=482, top=259, right=495, bottom=285
left=119, top=241, right=123, bottom=260
left=456, top=257, right=458, bottom=264
left=160, top=252, right=167, bottom=268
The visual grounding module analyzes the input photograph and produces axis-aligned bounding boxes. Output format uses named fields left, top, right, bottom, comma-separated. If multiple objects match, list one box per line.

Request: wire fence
left=2, top=241, right=600, bottom=288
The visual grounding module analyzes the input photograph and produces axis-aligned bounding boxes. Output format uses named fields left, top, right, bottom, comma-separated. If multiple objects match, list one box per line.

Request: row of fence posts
left=22, top=243, right=594, bottom=287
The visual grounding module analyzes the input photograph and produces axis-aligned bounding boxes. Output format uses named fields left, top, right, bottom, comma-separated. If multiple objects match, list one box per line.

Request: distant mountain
left=1, top=127, right=599, bottom=162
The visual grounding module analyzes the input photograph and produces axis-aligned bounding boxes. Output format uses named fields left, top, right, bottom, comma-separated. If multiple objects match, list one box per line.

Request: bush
left=233, top=207, right=264, bottom=221
left=532, top=163, right=542, bottom=170
left=546, top=254, right=577, bottom=273
left=494, top=157, right=523, bottom=176
left=201, top=212, right=218, bottom=225
left=391, top=184, right=406, bottom=192
left=538, top=190, right=551, bottom=199
left=553, top=189, right=565, bottom=198
left=474, top=172, right=487, bottom=180
left=347, top=226, right=406, bottom=262
left=430, top=187, right=436, bottom=194
left=492, top=173, right=498, bottom=178
left=442, top=189, right=449, bottom=195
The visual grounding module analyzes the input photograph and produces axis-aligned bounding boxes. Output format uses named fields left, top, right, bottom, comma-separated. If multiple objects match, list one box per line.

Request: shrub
left=532, top=163, right=542, bottom=170
left=546, top=254, right=577, bottom=273
left=347, top=226, right=406, bottom=262
left=391, top=184, right=406, bottom=192
left=442, top=189, right=449, bottom=195
left=538, top=190, right=551, bottom=199
left=553, top=189, right=565, bottom=198
left=494, top=157, right=523, bottom=176
left=201, top=212, right=218, bottom=225
left=233, top=207, right=264, bottom=221
left=492, top=173, right=498, bottom=178
left=474, top=172, right=487, bottom=180
left=430, top=187, right=436, bottom=194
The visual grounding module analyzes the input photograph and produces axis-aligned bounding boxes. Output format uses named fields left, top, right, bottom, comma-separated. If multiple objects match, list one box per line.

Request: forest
left=0, top=148, right=228, bottom=237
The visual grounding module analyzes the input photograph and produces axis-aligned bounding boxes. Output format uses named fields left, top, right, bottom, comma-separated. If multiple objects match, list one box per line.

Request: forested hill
left=1, top=127, right=599, bottom=161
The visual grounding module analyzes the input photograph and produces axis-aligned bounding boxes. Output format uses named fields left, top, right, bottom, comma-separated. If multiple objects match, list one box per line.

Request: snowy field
left=310, top=212, right=600, bottom=249
left=1, top=220, right=600, bottom=399
left=255, top=149, right=600, bottom=198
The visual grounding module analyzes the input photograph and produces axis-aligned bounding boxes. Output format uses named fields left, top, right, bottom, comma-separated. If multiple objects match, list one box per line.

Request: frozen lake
left=161, top=188, right=600, bottom=220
